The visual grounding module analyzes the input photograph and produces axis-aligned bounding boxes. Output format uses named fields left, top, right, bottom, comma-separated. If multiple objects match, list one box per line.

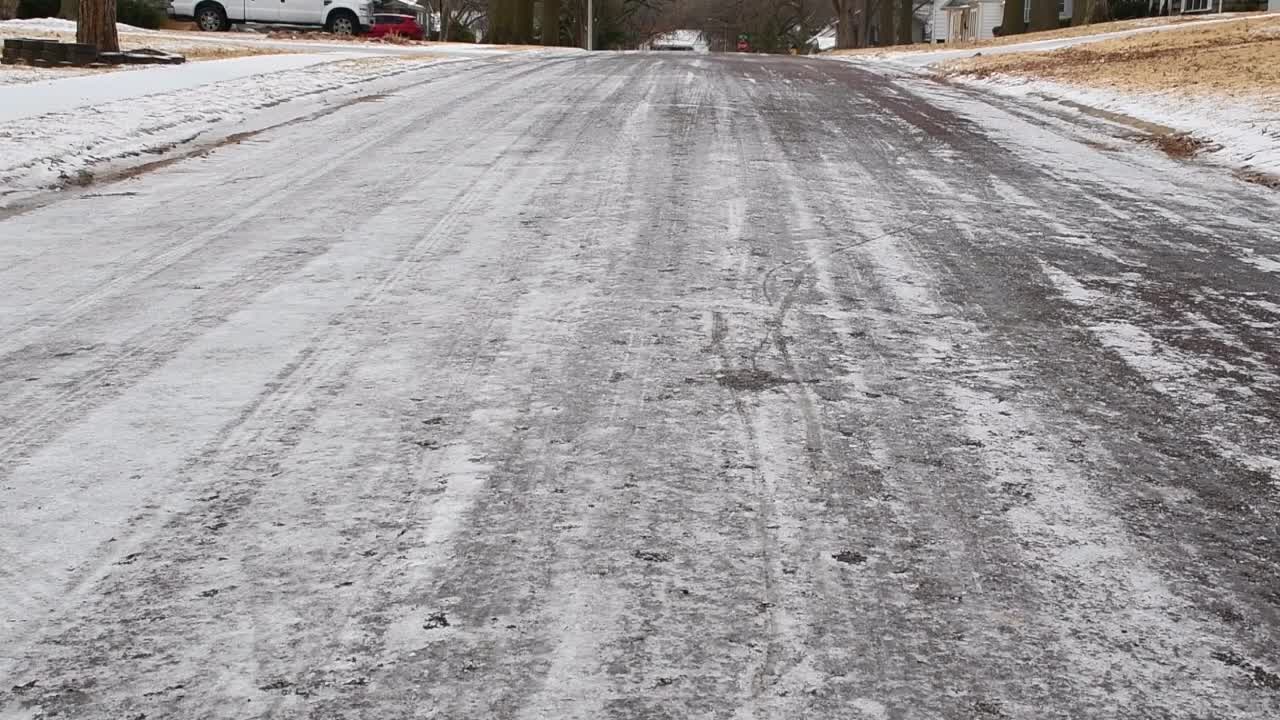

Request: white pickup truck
left=168, top=0, right=374, bottom=35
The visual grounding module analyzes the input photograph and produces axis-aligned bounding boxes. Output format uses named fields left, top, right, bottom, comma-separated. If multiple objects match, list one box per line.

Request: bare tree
left=876, top=0, right=891, bottom=44
left=78, top=0, right=120, bottom=52
left=542, top=0, right=562, bottom=44
left=831, top=0, right=855, bottom=47
left=1077, top=0, right=1110, bottom=24
left=1001, top=0, right=1025, bottom=35
left=453, top=0, right=486, bottom=40
left=438, top=0, right=451, bottom=41
left=515, top=0, right=533, bottom=42
left=896, top=0, right=912, bottom=44
left=489, top=0, right=512, bottom=42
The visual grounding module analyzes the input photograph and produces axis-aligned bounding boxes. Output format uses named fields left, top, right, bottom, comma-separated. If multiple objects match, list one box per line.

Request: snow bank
left=0, top=55, right=463, bottom=202
left=0, top=53, right=359, bottom=122
left=0, top=63, right=102, bottom=85
left=0, top=17, right=154, bottom=34
left=963, top=75, right=1280, bottom=178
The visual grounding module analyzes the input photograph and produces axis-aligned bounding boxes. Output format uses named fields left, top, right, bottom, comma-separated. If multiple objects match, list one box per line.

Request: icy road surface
left=2, top=53, right=1279, bottom=719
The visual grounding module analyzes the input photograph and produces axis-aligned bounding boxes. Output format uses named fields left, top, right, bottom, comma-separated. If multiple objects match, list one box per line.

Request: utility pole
left=586, top=0, right=593, bottom=50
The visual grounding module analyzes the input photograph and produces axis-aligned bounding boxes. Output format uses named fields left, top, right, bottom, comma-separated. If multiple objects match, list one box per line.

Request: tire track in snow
left=0, top=59, right=587, bottom=476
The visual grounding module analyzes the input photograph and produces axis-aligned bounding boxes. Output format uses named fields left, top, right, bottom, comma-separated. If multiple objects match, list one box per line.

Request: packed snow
left=963, top=75, right=1280, bottom=177
left=829, top=15, right=1280, bottom=180
left=2, top=50, right=1279, bottom=720
left=0, top=55, right=469, bottom=204
left=0, top=54, right=363, bottom=122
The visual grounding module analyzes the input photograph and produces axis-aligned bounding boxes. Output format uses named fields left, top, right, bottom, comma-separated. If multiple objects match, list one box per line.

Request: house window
left=1184, top=0, right=1211, bottom=10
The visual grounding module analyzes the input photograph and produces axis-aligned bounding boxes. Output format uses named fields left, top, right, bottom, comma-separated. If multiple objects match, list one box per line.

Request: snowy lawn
left=942, top=15, right=1280, bottom=99
left=827, top=11, right=1265, bottom=64
left=0, top=17, right=291, bottom=73
left=954, top=77, right=1280, bottom=181
left=0, top=54, right=463, bottom=205
left=0, top=63, right=112, bottom=84
left=832, top=14, right=1280, bottom=182
left=940, top=15, right=1280, bottom=179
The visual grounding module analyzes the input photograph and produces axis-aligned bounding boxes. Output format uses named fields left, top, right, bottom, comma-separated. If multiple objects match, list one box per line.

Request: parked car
left=168, top=0, right=373, bottom=35
left=367, top=14, right=425, bottom=40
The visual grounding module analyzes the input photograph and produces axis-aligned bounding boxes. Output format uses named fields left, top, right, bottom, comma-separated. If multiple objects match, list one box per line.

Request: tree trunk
left=60, top=0, right=79, bottom=20
left=1082, top=0, right=1110, bottom=24
left=876, top=0, right=892, bottom=45
left=856, top=0, right=871, bottom=46
left=832, top=0, right=854, bottom=48
left=897, top=0, right=913, bottom=44
left=1002, top=0, right=1025, bottom=34
left=1072, top=0, right=1086, bottom=24
left=1028, top=0, right=1057, bottom=31
left=77, top=0, right=119, bottom=52
left=541, top=0, right=561, bottom=45
left=514, top=0, right=533, bottom=44
left=489, top=0, right=510, bottom=43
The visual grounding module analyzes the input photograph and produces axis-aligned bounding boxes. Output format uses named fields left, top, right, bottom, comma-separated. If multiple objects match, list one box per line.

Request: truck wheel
left=327, top=10, right=358, bottom=36
left=195, top=4, right=228, bottom=32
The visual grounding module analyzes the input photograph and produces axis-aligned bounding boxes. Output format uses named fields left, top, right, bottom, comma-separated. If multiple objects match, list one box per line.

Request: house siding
left=932, top=4, right=950, bottom=42
left=979, top=1, right=1002, bottom=39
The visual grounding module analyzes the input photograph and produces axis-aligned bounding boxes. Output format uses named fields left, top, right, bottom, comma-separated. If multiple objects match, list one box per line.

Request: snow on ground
left=834, top=13, right=1259, bottom=67
left=2, top=52, right=1280, bottom=719
left=0, top=17, right=523, bottom=60
left=0, top=17, right=156, bottom=33
left=830, top=15, right=1280, bottom=181
left=0, top=53, right=361, bottom=121
left=0, top=63, right=108, bottom=84
left=962, top=75, right=1280, bottom=177
left=0, top=54, right=467, bottom=204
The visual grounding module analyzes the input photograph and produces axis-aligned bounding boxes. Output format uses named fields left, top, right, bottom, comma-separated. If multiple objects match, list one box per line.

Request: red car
left=367, top=14, right=425, bottom=40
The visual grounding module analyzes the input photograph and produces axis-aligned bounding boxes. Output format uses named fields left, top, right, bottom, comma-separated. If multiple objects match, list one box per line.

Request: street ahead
left=2, top=53, right=1279, bottom=719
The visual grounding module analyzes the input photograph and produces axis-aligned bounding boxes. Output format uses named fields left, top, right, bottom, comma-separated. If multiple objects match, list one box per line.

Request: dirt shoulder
left=941, top=14, right=1280, bottom=103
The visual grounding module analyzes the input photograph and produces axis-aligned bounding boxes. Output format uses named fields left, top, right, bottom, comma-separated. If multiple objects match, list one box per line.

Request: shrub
left=117, top=0, right=166, bottom=29
left=16, top=0, right=59, bottom=19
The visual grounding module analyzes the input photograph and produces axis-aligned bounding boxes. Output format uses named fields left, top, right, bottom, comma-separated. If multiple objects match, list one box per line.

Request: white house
left=809, top=8, right=933, bottom=50
left=931, top=0, right=1073, bottom=43
left=939, top=0, right=1003, bottom=43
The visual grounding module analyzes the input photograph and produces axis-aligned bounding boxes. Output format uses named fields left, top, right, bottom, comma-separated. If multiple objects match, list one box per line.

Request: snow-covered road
left=2, top=53, right=1279, bottom=719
